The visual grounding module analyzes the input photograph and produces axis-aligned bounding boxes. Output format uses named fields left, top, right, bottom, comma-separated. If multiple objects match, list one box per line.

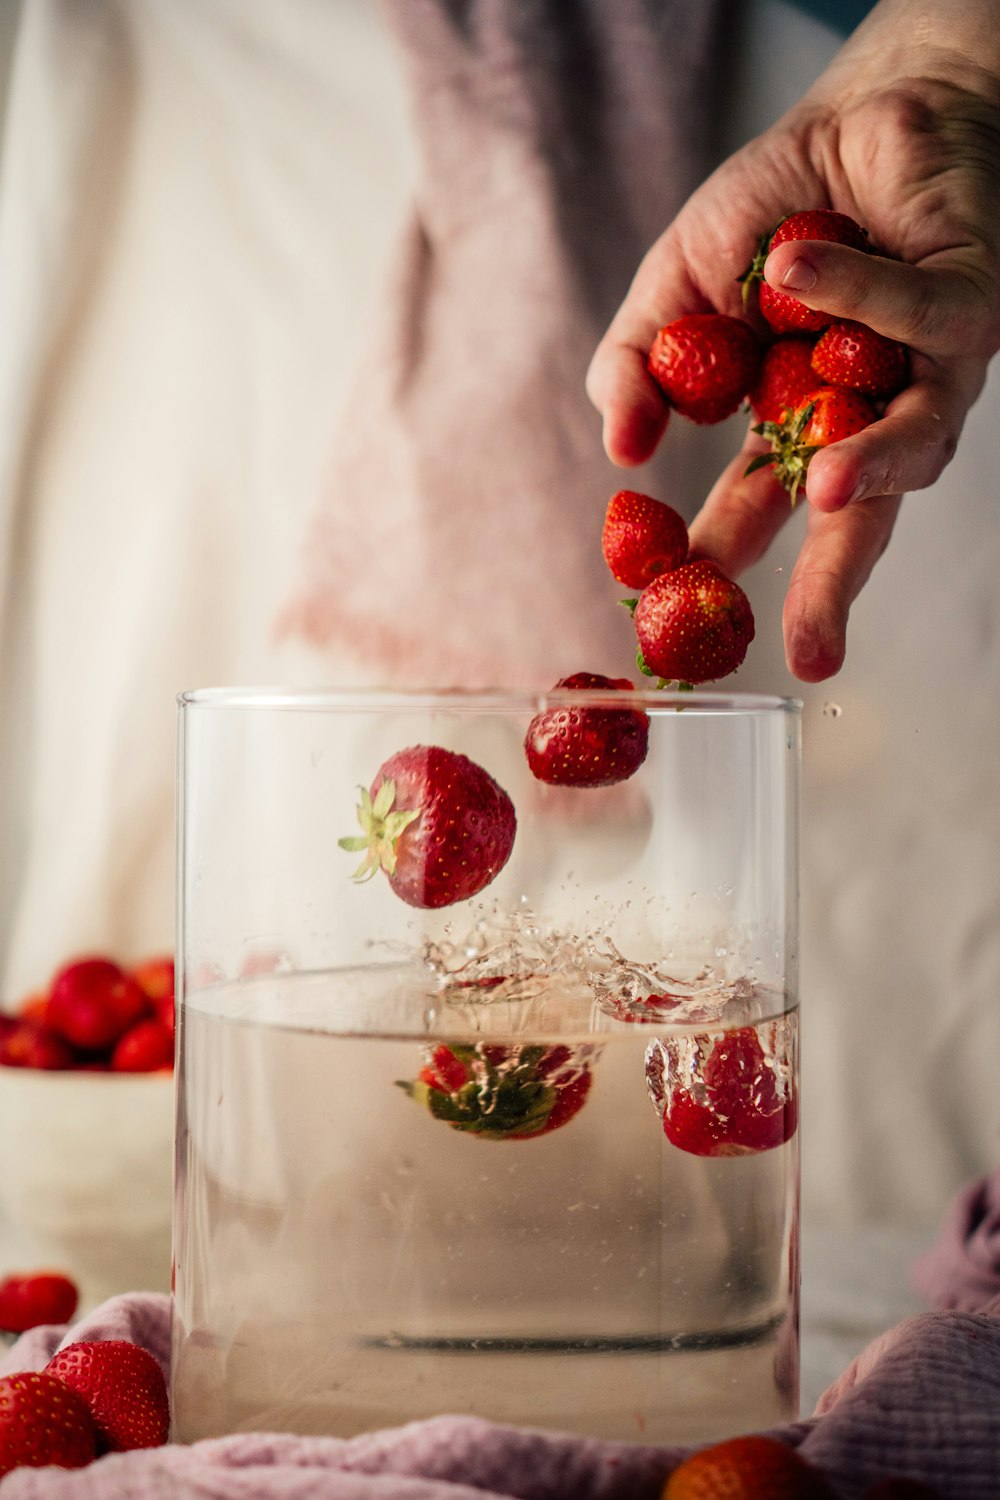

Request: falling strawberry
left=811, top=318, right=908, bottom=399
left=524, top=673, right=649, bottom=789
left=44, top=1339, right=170, bottom=1453
left=632, top=560, right=754, bottom=685
left=648, top=314, right=761, bottom=424
left=0, top=1371, right=97, bottom=1477
left=601, top=489, right=688, bottom=589
left=747, top=337, right=819, bottom=424
left=45, top=957, right=150, bottom=1054
left=741, top=209, right=870, bottom=334
left=0, top=1272, right=79, bottom=1333
left=749, top=386, right=876, bottom=504
left=400, top=1041, right=594, bottom=1140
left=340, top=746, right=516, bottom=909
left=664, top=1433, right=834, bottom=1499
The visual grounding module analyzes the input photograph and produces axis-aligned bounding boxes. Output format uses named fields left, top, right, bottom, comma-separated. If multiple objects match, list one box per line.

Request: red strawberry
left=748, top=337, right=819, bottom=423
left=111, top=1016, right=175, bottom=1072
left=44, top=1339, right=170, bottom=1452
left=664, top=1434, right=834, bottom=1499
left=648, top=314, right=760, bottom=424
left=340, top=746, right=516, bottom=909
left=45, top=957, right=150, bottom=1053
left=811, top=318, right=908, bottom=398
left=749, top=386, right=876, bottom=504
left=129, top=955, right=175, bottom=1009
left=0, top=1371, right=97, bottom=1477
left=601, top=489, right=688, bottom=589
left=0, top=1272, right=79, bottom=1333
left=524, top=673, right=649, bottom=789
left=632, top=560, right=754, bottom=685
left=0, top=1019, right=74, bottom=1070
left=654, top=1028, right=797, bottom=1157
left=402, top=1041, right=593, bottom=1140
left=742, top=209, right=870, bottom=334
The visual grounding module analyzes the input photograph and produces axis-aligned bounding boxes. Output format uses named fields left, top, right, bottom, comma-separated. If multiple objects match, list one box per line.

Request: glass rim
left=177, top=686, right=802, bottom=716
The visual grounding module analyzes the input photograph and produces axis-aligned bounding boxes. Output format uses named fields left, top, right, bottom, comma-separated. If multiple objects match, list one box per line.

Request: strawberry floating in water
left=524, top=673, right=649, bottom=789
left=601, top=489, right=688, bottom=589
left=400, top=1041, right=594, bottom=1140
left=631, top=560, right=755, bottom=686
left=646, top=1025, right=797, bottom=1157
left=340, top=745, right=516, bottom=909
left=741, top=208, right=870, bottom=334
left=648, top=314, right=760, bottom=425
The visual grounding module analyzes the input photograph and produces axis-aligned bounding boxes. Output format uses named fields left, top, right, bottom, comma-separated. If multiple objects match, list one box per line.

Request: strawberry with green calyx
left=648, top=314, right=761, bottom=425
left=601, top=489, right=688, bottom=589
left=340, top=745, right=516, bottom=910
left=631, top=560, right=754, bottom=686
left=748, top=336, right=819, bottom=424
left=400, top=1041, right=593, bottom=1140
left=524, top=673, right=649, bottom=789
left=740, top=209, right=870, bottom=334
left=748, top=387, right=876, bottom=505
left=811, top=318, right=909, bottom=399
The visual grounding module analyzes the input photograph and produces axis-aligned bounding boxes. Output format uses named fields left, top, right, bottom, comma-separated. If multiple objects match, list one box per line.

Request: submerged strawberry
left=648, top=314, right=760, bottom=424
left=749, top=387, right=876, bottom=505
left=741, top=209, right=870, bottom=334
left=340, top=746, right=516, bottom=909
left=400, top=1041, right=594, bottom=1140
left=601, top=490, right=688, bottom=589
left=524, top=673, right=649, bottom=789
left=632, top=560, right=754, bottom=685
left=647, top=1026, right=797, bottom=1157
left=811, top=318, right=908, bottom=399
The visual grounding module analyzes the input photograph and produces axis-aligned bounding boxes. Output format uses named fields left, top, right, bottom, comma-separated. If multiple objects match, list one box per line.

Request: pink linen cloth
left=5, top=1274, right=1000, bottom=1499
left=910, top=1171, right=1000, bottom=1314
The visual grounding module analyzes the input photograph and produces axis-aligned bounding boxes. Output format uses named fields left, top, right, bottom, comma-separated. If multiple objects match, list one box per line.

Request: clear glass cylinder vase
left=171, top=687, right=800, bottom=1445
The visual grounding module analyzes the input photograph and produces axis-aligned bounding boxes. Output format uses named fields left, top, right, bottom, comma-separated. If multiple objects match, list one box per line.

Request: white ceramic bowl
left=0, top=1067, right=174, bottom=1311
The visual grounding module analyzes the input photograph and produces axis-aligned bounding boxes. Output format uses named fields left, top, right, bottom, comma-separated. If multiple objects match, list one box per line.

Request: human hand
left=586, top=0, right=1000, bottom=681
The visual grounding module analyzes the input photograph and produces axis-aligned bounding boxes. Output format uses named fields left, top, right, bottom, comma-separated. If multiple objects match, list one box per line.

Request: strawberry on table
left=0, top=1272, right=79, bottom=1333
left=741, top=208, right=870, bottom=334
left=0, top=1019, right=74, bottom=1070
left=524, top=673, right=649, bottom=789
left=811, top=318, right=908, bottom=399
left=0, top=1371, right=97, bottom=1477
left=749, top=386, right=876, bottom=505
left=340, top=745, right=516, bottom=909
left=401, top=1041, right=594, bottom=1140
left=111, top=1015, right=175, bottom=1072
left=648, top=314, right=760, bottom=424
left=601, top=489, right=688, bottom=589
left=632, top=560, right=755, bottom=685
left=663, top=1433, right=834, bottom=1498
left=748, top=337, right=819, bottom=424
left=44, top=1339, right=170, bottom=1452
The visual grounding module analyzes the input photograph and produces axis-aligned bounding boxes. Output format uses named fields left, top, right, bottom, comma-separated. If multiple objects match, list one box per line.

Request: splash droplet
left=823, top=702, right=842, bottom=718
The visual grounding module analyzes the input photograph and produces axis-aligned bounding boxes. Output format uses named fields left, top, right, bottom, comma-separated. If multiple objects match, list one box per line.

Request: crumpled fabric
left=910, top=1169, right=1000, bottom=1315
left=4, top=1273, right=1000, bottom=1499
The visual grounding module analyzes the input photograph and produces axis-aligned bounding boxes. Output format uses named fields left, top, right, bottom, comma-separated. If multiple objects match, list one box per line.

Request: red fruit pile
left=399, top=1040, right=595, bottom=1140
left=646, top=1024, right=797, bottom=1157
left=645, top=211, right=910, bottom=508
left=0, top=1339, right=170, bottom=1478
left=0, top=1272, right=78, bottom=1334
left=741, top=210, right=909, bottom=503
left=0, top=955, right=175, bottom=1074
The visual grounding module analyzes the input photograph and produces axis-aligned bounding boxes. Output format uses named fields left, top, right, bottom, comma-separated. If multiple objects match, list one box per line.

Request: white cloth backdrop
left=0, top=0, right=997, bottom=1241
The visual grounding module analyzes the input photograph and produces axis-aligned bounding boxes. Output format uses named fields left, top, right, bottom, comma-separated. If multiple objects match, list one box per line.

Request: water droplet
left=823, top=702, right=842, bottom=718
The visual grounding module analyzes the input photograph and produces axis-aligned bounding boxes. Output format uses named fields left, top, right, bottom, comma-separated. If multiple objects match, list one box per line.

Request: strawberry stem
left=338, top=779, right=420, bottom=882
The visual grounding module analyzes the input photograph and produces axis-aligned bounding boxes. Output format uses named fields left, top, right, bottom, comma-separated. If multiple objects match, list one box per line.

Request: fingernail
left=778, top=257, right=817, bottom=292
left=849, top=473, right=870, bottom=504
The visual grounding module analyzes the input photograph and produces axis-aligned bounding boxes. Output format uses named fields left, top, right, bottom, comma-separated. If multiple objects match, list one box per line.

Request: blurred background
left=0, top=0, right=997, bottom=1409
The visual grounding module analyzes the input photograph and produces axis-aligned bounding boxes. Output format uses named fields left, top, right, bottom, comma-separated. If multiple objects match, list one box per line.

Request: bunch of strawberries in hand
left=0, top=1336, right=169, bottom=1477
left=648, top=209, right=910, bottom=505
left=0, top=955, right=175, bottom=1074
